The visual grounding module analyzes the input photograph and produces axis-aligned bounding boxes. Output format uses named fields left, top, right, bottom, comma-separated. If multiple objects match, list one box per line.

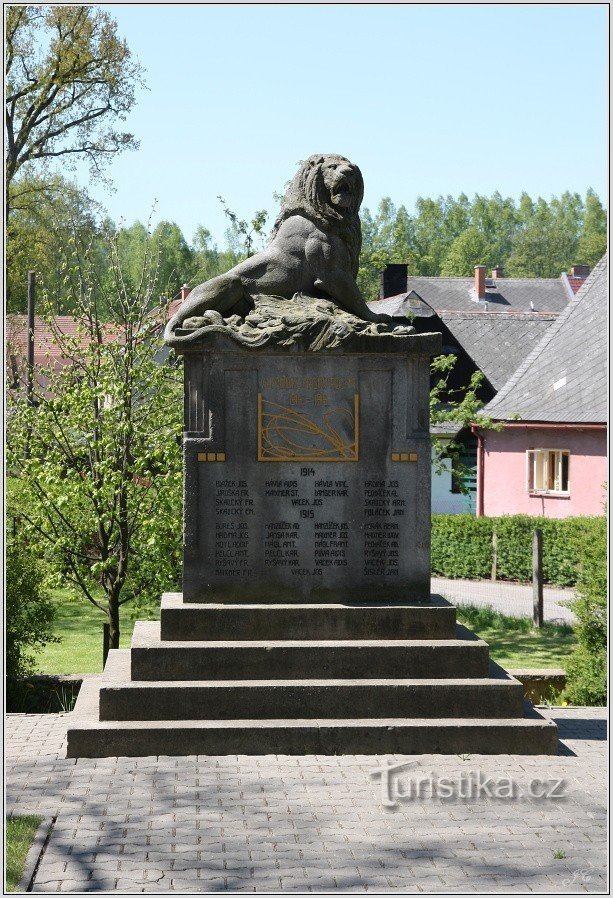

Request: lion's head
left=270, top=154, right=363, bottom=277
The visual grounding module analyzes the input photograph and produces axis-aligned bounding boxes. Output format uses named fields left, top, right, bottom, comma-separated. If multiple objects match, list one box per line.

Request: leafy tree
left=218, top=197, right=268, bottom=258
left=151, top=221, right=195, bottom=298
left=5, top=5, right=145, bottom=218
left=6, top=538, right=58, bottom=686
left=358, top=198, right=418, bottom=300
left=506, top=194, right=583, bottom=278
left=469, top=192, right=520, bottom=266
left=429, top=355, right=500, bottom=487
left=191, top=225, right=240, bottom=284
left=412, top=195, right=472, bottom=275
left=577, top=189, right=607, bottom=268
left=115, top=219, right=196, bottom=300
left=440, top=227, right=493, bottom=277
left=116, top=220, right=149, bottom=292
left=6, top=173, right=105, bottom=313
left=7, top=230, right=183, bottom=650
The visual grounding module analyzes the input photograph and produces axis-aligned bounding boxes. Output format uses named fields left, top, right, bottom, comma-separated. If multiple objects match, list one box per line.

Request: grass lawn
left=34, top=589, right=576, bottom=676
left=456, top=603, right=576, bottom=669
left=5, top=815, right=44, bottom=892
left=35, top=589, right=160, bottom=675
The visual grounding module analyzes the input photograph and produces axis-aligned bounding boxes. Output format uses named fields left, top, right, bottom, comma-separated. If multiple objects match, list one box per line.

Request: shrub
left=431, top=514, right=605, bottom=587
left=6, top=540, right=58, bottom=700
left=565, top=520, right=607, bottom=705
left=431, top=515, right=493, bottom=579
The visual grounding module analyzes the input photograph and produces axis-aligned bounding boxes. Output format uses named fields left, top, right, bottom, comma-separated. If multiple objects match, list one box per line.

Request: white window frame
left=526, top=448, right=570, bottom=496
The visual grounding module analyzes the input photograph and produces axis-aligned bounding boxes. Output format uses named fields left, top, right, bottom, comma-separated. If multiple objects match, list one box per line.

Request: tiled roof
left=167, top=298, right=182, bottom=319
left=483, top=255, right=607, bottom=423
left=6, top=315, right=120, bottom=364
left=438, top=311, right=558, bottom=392
left=369, top=276, right=570, bottom=315
left=6, top=315, right=123, bottom=393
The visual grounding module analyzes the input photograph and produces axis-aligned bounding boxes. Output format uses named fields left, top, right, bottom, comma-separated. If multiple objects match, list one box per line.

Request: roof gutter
left=490, top=421, right=606, bottom=431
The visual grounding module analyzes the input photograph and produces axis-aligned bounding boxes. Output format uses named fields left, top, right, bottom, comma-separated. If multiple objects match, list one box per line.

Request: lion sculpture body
left=165, top=154, right=389, bottom=342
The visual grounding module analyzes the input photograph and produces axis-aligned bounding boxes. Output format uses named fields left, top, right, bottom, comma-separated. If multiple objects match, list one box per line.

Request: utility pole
left=27, top=270, right=35, bottom=406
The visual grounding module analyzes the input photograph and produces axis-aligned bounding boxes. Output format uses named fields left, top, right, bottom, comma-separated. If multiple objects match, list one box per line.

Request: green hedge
left=431, top=514, right=606, bottom=587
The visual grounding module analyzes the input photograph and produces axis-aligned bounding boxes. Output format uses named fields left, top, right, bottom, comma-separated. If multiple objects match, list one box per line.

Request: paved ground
left=432, top=577, right=575, bottom=624
left=5, top=708, right=607, bottom=893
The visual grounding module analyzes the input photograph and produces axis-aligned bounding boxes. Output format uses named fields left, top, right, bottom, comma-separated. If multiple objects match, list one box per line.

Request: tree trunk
left=107, top=593, right=121, bottom=650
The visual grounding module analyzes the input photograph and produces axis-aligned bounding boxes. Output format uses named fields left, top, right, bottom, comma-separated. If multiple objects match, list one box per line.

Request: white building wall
left=431, top=448, right=473, bottom=514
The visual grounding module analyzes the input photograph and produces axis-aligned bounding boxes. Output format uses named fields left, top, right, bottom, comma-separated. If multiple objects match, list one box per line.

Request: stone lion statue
left=165, top=153, right=391, bottom=342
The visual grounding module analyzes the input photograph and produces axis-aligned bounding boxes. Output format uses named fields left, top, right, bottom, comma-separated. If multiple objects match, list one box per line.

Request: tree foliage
left=577, top=189, right=608, bottom=268
left=7, top=230, right=183, bottom=650
left=6, top=173, right=106, bottom=313
left=6, top=538, right=58, bottom=684
left=429, top=355, right=501, bottom=486
left=440, top=227, right=493, bottom=277
left=5, top=5, right=144, bottom=216
left=359, top=189, right=606, bottom=299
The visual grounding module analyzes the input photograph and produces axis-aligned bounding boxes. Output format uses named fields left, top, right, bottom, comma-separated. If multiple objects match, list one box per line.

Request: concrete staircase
left=67, top=593, right=558, bottom=757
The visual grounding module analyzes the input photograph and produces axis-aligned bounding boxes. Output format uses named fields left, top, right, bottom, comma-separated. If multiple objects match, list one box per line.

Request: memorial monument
left=67, top=155, right=557, bottom=756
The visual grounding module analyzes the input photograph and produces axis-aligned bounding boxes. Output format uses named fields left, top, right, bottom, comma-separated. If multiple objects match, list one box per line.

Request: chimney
left=571, top=264, right=590, bottom=279
left=379, top=264, right=408, bottom=300
left=491, top=266, right=504, bottom=279
left=474, top=265, right=486, bottom=300
left=180, top=283, right=192, bottom=301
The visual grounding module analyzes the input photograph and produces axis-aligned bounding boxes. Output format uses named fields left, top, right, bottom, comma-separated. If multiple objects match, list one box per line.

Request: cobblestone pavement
left=5, top=709, right=607, bottom=893
left=432, top=577, right=575, bottom=624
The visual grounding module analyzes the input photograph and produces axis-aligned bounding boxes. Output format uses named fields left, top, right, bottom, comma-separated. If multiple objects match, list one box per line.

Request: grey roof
left=439, top=311, right=558, bottom=391
left=483, top=255, right=607, bottom=423
left=407, top=276, right=570, bottom=313
left=368, top=291, right=436, bottom=318
left=430, top=420, right=464, bottom=437
left=367, top=289, right=562, bottom=393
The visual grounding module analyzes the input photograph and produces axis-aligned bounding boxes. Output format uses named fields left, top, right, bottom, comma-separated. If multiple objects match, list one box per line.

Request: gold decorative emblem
left=257, top=394, right=359, bottom=462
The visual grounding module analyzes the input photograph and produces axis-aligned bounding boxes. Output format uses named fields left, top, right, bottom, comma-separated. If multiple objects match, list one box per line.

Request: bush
left=431, top=514, right=605, bottom=587
left=565, top=521, right=607, bottom=705
left=6, top=540, right=58, bottom=703
left=431, top=515, right=494, bottom=579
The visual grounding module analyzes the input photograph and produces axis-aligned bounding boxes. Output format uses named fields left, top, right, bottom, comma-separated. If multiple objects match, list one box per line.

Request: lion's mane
left=270, top=154, right=363, bottom=279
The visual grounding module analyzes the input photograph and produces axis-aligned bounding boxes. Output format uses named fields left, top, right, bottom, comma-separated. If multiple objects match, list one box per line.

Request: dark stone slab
left=176, top=326, right=440, bottom=603
left=129, top=622, right=490, bottom=681
left=159, top=593, right=458, bottom=641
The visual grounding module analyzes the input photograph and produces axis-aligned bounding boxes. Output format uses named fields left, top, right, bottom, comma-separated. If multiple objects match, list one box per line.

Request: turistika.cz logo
left=369, top=760, right=566, bottom=808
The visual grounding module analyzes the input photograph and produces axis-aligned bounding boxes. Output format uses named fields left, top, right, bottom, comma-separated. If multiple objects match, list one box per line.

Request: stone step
left=100, top=651, right=524, bottom=721
left=68, top=679, right=558, bottom=757
left=130, top=621, right=490, bottom=681
left=159, top=592, right=457, bottom=641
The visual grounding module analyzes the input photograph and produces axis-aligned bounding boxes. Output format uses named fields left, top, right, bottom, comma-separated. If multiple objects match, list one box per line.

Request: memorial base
left=66, top=594, right=558, bottom=757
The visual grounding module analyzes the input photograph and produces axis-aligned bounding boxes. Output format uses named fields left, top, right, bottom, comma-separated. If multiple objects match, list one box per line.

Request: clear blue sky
left=81, top=3, right=608, bottom=246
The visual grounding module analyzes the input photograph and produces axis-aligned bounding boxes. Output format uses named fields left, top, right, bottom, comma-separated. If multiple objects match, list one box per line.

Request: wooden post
left=27, top=271, right=35, bottom=406
left=491, top=530, right=498, bottom=582
left=532, top=528, right=544, bottom=627
left=102, top=623, right=110, bottom=667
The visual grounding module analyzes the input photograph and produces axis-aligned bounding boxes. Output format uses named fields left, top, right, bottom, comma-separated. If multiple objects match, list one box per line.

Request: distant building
left=368, top=263, right=592, bottom=514
left=476, top=255, right=607, bottom=518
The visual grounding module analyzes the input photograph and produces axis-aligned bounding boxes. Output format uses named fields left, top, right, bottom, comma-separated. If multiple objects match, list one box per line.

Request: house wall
left=431, top=450, right=474, bottom=514
left=431, top=453, right=473, bottom=514
left=481, top=427, right=607, bottom=518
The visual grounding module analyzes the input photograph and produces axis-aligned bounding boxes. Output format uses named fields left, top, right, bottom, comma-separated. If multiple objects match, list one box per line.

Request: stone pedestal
left=181, top=332, right=438, bottom=602
left=66, top=309, right=558, bottom=757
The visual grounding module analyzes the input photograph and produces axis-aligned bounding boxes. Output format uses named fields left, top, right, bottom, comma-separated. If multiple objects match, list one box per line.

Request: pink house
left=474, top=255, right=607, bottom=519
